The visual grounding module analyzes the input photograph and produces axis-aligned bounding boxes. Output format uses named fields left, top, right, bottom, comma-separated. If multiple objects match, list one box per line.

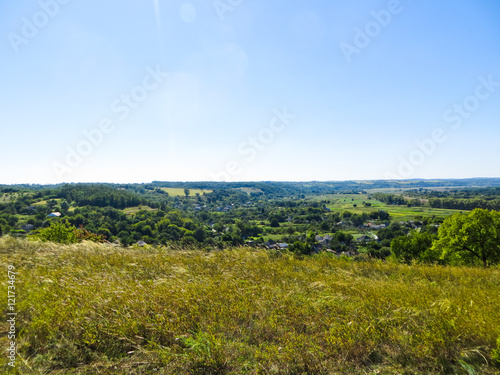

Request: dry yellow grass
left=0, top=237, right=499, bottom=374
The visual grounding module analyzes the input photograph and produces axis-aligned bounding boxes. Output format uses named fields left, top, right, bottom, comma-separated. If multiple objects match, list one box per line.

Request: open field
left=32, top=199, right=62, bottom=206
left=123, top=206, right=158, bottom=215
left=323, top=194, right=463, bottom=221
left=159, top=188, right=212, bottom=197
left=1, top=238, right=499, bottom=374
left=363, top=186, right=478, bottom=194
left=0, top=194, right=21, bottom=203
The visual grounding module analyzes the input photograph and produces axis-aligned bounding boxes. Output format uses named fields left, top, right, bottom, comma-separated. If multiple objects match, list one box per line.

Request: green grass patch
left=0, top=194, right=16, bottom=203
left=32, top=199, right=62, bottom=206
left=159, top=188, right=212, bottom=197
left=262, top=234, right=284, bottom=242
left=123, top=206, right=158, bottom=215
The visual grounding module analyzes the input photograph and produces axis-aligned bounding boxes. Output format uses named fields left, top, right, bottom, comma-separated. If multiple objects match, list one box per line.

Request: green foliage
left=492, top=337, right=500, bottom=367
left=432, top=209, right=500, bottom=267
left=335, top=231, right=353, bottom=246
left=378, top=209, right=390, bottom=220
left=378, top=222, right=407, bottom=241
left=269, top=218, right=280, bottom=227
left=60, top=184, right=143, bottom=209
left=373, top=193, right=407, bottom=205
left=391, top=231, right=439, bottom=264
left=288, top=240, right=313, bottom=255
left=33, top=220, right=78, bottom=244
left=366, top=242, right=392, bottom=260
left=193, top=227, right=206, bottom=242
left=97, top=227, right=111, bottom=238
left=429, top=197, right=500, bottom=211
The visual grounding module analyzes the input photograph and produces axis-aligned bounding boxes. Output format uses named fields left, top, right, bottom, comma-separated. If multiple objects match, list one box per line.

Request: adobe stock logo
left=8, top=0, right=72, bottom=54
left=211, top=107, right=297, bottom=182
left=51, top=65, right=169, bottom=181
left=339, top=0, right=412, bottom=64
left=385, top=75, right=499, bottom=179
left=443, top=75, right=500, bottom=130
left=213, top=0, right=244, bottom=21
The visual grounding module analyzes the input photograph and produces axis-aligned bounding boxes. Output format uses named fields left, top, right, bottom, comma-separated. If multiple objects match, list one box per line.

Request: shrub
left=32, top=220, right=78, bottom=244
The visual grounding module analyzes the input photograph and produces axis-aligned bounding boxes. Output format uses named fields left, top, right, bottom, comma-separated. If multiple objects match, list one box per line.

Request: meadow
left=1, top=238, right=499, bottom=374
left=158, top=188, right=212, bottom=197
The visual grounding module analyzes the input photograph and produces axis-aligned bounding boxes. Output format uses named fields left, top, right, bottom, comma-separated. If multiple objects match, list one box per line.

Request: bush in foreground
left=1, top=238, right=499, bottom=374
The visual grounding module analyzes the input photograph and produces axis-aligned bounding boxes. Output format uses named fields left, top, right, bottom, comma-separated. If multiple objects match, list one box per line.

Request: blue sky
left=1, top=0, right=499, bottom=184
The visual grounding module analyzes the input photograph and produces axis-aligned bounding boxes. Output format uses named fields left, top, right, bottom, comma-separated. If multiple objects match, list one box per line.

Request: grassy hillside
left=1, top=238, right=500, bottom=374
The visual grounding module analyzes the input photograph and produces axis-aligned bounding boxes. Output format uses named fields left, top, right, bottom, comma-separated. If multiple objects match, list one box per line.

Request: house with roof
left=47, top=212, right=61, bottom=218
left=264, top=240, right=276, bottom=248
left=315, top=234, right=333, bottom=247
left=369, top=223, right=387, bottom=230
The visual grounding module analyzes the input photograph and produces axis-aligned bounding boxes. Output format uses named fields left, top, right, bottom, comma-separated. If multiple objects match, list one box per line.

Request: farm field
left=159, top=188, right=212, bottom=197
left=362, top=186, right=477, bottom=194
left=323, top=194, right=464, bottom=221
left=1, top=238, right=499, bottom=374
left=123, top=206, right=158, bottom=215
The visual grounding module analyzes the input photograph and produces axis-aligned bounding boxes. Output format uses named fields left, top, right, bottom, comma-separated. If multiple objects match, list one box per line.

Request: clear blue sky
left=1, top=0, right=499, bottom=184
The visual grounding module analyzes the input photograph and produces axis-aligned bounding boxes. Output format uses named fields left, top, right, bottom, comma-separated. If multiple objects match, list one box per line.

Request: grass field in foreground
left=1, top=238, right=499, bottom=374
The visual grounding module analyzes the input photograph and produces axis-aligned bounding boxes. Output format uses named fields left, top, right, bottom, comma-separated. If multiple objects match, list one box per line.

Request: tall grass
left=1, top=237, right=499, bottom=374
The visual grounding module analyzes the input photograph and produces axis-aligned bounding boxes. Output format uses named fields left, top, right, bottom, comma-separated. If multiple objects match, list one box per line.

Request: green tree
left=194, top=227, right=206, bottom=242
left=184, top=188, right=190, bottom=197
left=431, top=208, right=500, bottom=267
left=334, top=231, right=353, bottom=246
left=288, top=241, right=313, bottom=256
left=306, top=231, right=317, bottom=245
left=391, top=231, right=439, bottom=264
left=97, top=227, right=112, bottom=239
left=269, top=218, right=280, bottom=228
left=350, top=214, right=363, bottom=227
left=378, top=210, right=390, bottom=220
left=47, top=199, right=58, bottom=209
left=33, top=220, right=78, bottom=244
left=213, top=222, right=224, bottom=233
left=378, top=222, right=406, bottom=241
